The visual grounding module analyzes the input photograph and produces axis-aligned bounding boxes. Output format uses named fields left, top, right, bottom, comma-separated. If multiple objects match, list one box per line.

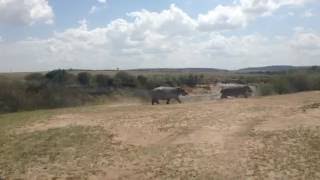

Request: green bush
left=0, top=70, right=93, bottom=113
left=0, top=80, right=27, bottom=113
left=77, top=72, right=92, bottom=87
left=25, top=73, right=45, bottom=82
left=288, top=74, right=311, bottom=92
left=25, top=73, right=47, bottom=93
left=45, top=69, right=75, bottom=85
left=272, top=76, right=292, bottom=94
left=258, top=73, right=320, bottom=96
left=113, top=71, right=137, bottom=88
left=258, top=83, right=275, bottom=96
left=311, top=76, right=320, bottom=90
left=137, top=75, right=148, bottom=88
left=95, top=74, right=113, bottom=88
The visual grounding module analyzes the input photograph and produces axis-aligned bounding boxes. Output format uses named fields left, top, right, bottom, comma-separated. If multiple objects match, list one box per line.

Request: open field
left=1, top=92, right=320, bottom=179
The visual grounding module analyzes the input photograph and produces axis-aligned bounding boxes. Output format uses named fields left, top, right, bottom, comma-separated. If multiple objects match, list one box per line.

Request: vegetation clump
left=0, top=70, right=205, bottom=113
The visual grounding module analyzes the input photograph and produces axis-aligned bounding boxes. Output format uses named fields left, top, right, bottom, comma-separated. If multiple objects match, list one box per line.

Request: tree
left=25, top=73, right=46, bottom=93
left=310, top=66, right=319, bottom=71
left=137, top=75, right=148, bottom=87
left=113, top=71, right=137, bottom=88
left=45, top=69, right=74, bottom=85
left=77, top=72, right=91, bottom=86
left=288, top=74, right=311, bottom=92
left=95, top=74, right=113, bottom=88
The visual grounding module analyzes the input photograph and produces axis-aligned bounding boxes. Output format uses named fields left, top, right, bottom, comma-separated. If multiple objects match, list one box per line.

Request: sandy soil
left=10, top=91, right=320, bottom=179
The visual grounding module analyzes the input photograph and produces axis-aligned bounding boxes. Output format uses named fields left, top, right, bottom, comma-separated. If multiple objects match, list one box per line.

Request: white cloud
left=197, top=0, right=314, bottom=31
left=198, top=5, right=247, bottom=31
left=288, top=12, right=295, bottom=16
left=289, top=30, right=320, bottom=65
left=291, top=31, right=320, bottom=50
left=0, top=3, right=319, bottom=72
left=97, top=0, right=106, bottom=3
left=293, top=26, right=306, bottom=33
left=0, top=0, right=54, bottom=26
left=128, top=4, right=197, bottom=36
left=89, top=6, right=98, bottom=14
left=302, top=10, right=314, bottom=17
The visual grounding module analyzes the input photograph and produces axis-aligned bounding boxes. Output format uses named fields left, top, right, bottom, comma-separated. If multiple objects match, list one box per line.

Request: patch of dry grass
left=248, top=127, right=320, bottom=179
left=0, top=126, right=115, bottom=179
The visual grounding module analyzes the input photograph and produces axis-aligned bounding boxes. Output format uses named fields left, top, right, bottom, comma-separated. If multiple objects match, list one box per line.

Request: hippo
left=220, top=85, right=252, bottom=99
left=151, top=86, right=188, bottom=105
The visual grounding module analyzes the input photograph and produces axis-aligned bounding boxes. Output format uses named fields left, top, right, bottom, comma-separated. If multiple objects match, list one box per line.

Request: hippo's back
left=221, top=86, right=252, bottom=98
left=151, top=86, right=179, bottom=100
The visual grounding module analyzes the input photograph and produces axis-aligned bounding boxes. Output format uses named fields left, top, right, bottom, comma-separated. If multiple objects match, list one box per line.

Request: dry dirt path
left=3, top=91, right=320, bottom=179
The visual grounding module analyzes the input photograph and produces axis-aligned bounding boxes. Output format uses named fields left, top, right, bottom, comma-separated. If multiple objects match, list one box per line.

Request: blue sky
left=0, top=0, right=319, bottom=72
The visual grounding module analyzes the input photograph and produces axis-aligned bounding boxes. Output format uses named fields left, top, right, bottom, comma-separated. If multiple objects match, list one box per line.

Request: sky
left=0, top=0, right=319, bottom=72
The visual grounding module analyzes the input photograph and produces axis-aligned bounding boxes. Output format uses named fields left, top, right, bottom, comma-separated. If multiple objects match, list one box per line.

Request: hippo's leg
left=175, top=97, right=181, bottom=103
left=166, top=99, right=170, bottom=104
left=152, top=98, right=158, bottom=105
left=221, top=94, right=227, bottom=99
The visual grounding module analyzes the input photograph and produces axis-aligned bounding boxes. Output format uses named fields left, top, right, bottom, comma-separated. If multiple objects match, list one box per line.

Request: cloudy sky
left=0, top=0, right=319, bottom=72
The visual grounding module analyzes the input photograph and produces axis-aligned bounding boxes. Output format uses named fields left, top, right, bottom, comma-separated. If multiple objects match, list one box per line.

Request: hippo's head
left=245, top=86, right=253, bottom=93
left=177, top=87, right=188, bottom=96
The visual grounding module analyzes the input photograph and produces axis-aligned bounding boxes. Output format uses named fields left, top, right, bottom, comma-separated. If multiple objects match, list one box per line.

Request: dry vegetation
left=1, top=91, right=320, bottom=179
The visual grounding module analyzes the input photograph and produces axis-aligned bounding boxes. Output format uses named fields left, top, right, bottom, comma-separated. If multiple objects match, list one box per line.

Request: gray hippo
left=221, top=85, right=252, bottom=99
left=151, top=86, right=188, bottom=105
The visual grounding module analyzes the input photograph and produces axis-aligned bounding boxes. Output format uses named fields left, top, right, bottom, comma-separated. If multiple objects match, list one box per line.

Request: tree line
left=0, top=70, right=205, bottom=113
left=1, top=68, right=320, bottom=114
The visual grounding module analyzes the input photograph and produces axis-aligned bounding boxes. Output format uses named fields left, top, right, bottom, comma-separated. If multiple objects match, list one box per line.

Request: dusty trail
left=5, top=91, right=320, bottom=179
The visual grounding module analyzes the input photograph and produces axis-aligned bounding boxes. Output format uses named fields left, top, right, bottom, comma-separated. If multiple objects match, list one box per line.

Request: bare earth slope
left=1, top=92, right=320, bottom=179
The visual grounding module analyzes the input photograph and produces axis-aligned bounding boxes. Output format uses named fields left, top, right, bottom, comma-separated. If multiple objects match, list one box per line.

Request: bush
left=113, top=71, right=137, bottom=88
left=272, top=76, right=292, bottom=94
left=45, top=69, right=75, bottom=85
left=25, top=73, right=47, bottom=93
left=37, top=86, right=91, bottom=108
left=0, top=80, right=24, bottom=112
left=178, top=74, right=204, bottom=87
left=311, top=76, right=320, bottom=90
left=77, top=72, right=92, bottom=87
left=258, top=83, right=275, bottom=96
left=288, top=74, right=311, bottom=92
left=258, top=73, right=320, bottom=96
left=0, top=70, right=95, bottom=113
left=137, top=75, right=148, bottom=88
left=25, top=73, right=44, bottom=82
left=95, top=74, right=113, bottom=88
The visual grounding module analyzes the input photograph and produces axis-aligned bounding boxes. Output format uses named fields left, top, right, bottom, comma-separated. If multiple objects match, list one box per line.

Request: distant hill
left=1, top=66, right=319, bottom=78
left=130, top=68, right=229, bottom=73
left=236, top=65, right=311, bottom=73
left=66, top=68, right=230, bottom=76
left=69, top=66, right=318, bottom=75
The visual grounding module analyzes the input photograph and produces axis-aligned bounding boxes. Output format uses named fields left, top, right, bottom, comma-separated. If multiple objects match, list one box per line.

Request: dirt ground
left=1, top=91, right=320, bottom=179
